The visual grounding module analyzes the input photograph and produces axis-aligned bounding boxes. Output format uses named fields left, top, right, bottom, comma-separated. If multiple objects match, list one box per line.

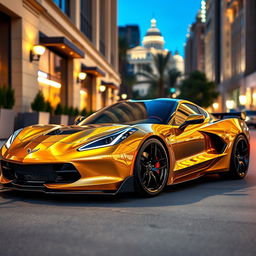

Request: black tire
left=134, top=138, right=169, bottom=197
left=220, top=134, right=250, bottom=179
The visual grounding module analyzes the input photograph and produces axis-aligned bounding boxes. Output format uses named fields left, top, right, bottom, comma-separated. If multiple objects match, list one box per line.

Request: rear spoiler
left=212, top=111, right=246, bottom=121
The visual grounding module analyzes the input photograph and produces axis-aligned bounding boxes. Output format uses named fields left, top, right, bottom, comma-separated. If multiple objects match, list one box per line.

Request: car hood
left=18, top=124, right=134, bottom=145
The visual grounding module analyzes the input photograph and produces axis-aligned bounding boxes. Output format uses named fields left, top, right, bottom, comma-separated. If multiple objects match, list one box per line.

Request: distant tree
left=179, top=71, right=219, bottom=108
left=137, top=52, right=171, bottom=98
left=166, top=68, right=181, bottom=96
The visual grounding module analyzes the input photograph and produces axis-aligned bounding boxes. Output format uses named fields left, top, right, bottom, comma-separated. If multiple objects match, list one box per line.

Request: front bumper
left=0, top=176, right=135, bottom=195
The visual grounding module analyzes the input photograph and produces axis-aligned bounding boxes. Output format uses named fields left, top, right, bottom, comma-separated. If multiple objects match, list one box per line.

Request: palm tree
left=136, top=52, right=171, bottom=98
left=166, top=68, right=182, bottom=96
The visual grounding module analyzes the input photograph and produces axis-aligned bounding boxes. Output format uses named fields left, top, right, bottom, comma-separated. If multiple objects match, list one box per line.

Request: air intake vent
left=46, top=129, right=82, bottom=135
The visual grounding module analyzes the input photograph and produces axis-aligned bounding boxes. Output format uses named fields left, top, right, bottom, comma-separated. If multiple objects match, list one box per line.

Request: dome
left=145, top=18, right=162, bottom=36
left=142, top=19, right=165, bottom=50
left=173, top=51, right=184, bottom=62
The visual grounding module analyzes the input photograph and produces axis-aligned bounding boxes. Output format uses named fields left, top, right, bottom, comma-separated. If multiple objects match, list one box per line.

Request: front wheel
left=221, top=135, right=250, bottom=179
left=134, top=138, right=169, bottom=197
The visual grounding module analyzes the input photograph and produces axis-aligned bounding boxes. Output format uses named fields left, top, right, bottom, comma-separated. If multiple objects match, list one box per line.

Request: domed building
left=142, top=18, right=165, bottom=50
left=127, top=19, right=184, bottom=97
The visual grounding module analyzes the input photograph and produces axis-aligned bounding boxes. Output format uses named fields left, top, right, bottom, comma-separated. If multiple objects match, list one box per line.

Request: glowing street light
left=121, top=94, right=128, bottom=100
left=239, top=95, right=247, bottom=105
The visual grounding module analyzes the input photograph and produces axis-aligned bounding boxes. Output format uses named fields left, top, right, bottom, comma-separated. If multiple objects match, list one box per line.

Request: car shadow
left=0, top=172, right=255, bottom=209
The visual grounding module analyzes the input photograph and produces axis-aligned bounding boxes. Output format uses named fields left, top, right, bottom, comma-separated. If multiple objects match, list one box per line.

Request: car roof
left=127, top=98, right=196, bottom=106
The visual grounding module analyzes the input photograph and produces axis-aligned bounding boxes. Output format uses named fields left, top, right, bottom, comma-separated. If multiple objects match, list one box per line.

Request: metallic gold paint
left=0, top=100, right=250, bottom=193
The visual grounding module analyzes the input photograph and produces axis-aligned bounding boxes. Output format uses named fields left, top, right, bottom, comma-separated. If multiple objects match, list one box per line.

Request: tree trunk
left=158, top=79, right=164, bottom=98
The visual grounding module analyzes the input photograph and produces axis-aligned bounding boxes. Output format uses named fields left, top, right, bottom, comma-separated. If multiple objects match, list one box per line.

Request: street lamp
left=226, top=100, right=235, bottom=110
left=77, top=72, right=87, bottom=83
left=213, top=102, right=219, bottom=111
left=239, top=95, right=247, bottom=106
left=30, top=45, right=46, bottom=62
left=121, top=93, right=127, bottom=100
left=99, top=85, right=106, bottom=92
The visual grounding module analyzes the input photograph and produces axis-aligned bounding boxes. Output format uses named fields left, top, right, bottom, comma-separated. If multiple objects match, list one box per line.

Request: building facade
left=204, top=0, right=256, bottom=111
left=127, top=19, right=184, bottom=97
left=118, top=25, right=140, bottom=48
left=0, top=0, right=120, bottom=113
left=184, top=15, right=205, bottom=76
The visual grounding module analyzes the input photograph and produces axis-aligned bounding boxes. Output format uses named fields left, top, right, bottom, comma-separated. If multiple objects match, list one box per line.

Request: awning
left=81, top=64, right=105, bottom=77
left=39, top=36, right=85, bottom=58
left=101, top=80, right=119, bottom=90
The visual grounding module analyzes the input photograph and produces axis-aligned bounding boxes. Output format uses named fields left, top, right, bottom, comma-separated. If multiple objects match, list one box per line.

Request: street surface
left=0, top=131, right=256, bottom=256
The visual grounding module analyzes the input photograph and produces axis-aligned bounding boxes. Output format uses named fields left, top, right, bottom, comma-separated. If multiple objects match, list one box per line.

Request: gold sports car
left=0, top=99, right=250, bottom=196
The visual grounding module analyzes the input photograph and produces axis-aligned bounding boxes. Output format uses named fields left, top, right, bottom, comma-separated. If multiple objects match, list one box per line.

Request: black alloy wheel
left=221, top=135, right=250, bottom=179
left=134, top=138, right=169, bottom=196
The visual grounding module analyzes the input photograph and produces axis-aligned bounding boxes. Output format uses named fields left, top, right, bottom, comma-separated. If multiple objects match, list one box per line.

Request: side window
left=172, top=103, right=196, bottom=126
left=184, top=103, right=201, bottom=114
left=198, top=107, right=208, bottom=118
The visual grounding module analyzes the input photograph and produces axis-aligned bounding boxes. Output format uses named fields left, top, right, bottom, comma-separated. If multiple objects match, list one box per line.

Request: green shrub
left=0, top=86, right=15, bottom=109
left=63, top=105, right=69, bottom=115
left=5, top=86, right=15, bottom=109
left=68, top=106, right=75, bottom=116
left=73, top=107, right=79, bottom=116
left=80, top=108, right=87, bottom=116
left=45, top=101, right=53, bottom=114
left=54, top=103, right=63, bottom=115
left=0, top=87, right=5, bottom=108
left=31, top=91, right=46, bottom=112
left=87, top=110, right=94, bottom=117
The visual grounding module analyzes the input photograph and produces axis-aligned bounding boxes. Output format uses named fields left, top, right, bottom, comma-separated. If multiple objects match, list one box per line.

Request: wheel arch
left=131, top=135, right=171, bottom=175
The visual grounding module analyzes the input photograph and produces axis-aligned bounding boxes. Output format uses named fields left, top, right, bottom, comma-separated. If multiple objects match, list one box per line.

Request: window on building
left=38, top=48, right=67, bottom=107
left=0, top=12, right=11, bottom=87
left=53, top=0, right=70, bottom=17
left=80, top=0, right=92, bottom=41
left=100, top=0, right=106, bottom=56
left=80, top=73, right=94, bottom=111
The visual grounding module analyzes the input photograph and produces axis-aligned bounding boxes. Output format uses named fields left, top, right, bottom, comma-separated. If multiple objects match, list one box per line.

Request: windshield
left=79, top=100, right=177, bottom=125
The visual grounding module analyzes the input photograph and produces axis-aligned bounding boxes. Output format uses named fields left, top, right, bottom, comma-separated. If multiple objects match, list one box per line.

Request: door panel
left=170, top=103, right=208, bottom=177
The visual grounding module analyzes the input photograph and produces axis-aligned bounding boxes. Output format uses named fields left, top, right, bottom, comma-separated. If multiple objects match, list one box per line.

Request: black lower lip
left=1, top=161, right=81, bottom=186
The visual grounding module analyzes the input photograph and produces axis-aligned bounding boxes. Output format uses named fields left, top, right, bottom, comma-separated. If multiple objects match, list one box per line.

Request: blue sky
left=118, top=0, right=202, bottom=56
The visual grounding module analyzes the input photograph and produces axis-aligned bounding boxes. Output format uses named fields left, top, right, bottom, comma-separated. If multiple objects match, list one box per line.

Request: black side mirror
left=178, top=114, right=205, bottom=130
left=74, top=116, right=86, bottom=125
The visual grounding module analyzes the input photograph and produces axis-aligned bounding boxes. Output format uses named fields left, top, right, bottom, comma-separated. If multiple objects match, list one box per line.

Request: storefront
left=38, top=48, right=67, bottom=107
left=0, top=11, right=11, bottom=87
left=80, top=64, right=106, bottom=111
left=0, top=0, right=120, bottom=114
left=39, top=35, right=84, bottom=107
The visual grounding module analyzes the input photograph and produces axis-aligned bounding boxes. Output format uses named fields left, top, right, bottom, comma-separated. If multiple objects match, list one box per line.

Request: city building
left=127, top=18, right=184, bottom=97
left=184, top=10, right=205, bottom=75
left=118, top=25, right=140, bottom=99
left=118, top=25, right=140, bottom=48
left=204, top=0, right=221, bottom=85
left=0, top=0, right=120, bottom=113
left=204, top=0, right=256, bottom=111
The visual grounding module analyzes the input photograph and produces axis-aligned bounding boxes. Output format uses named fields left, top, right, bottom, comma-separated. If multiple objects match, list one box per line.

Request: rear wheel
left=134, top=138, right=169, bottom=197
left=221, top=135, right=249, bottom=179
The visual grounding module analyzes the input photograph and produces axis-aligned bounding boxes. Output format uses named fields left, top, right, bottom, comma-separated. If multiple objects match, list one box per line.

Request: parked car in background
left=245, top=110, right=256, bottom=128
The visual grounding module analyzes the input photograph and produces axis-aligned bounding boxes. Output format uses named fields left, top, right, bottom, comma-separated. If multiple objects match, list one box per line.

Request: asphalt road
left=0, top=132, right=256, bottom=256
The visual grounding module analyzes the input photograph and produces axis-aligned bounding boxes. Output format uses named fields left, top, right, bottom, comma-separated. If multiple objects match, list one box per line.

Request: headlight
left=5, top=128, right=23, bottom=149
left=77, top=128, right=137, bottom=151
